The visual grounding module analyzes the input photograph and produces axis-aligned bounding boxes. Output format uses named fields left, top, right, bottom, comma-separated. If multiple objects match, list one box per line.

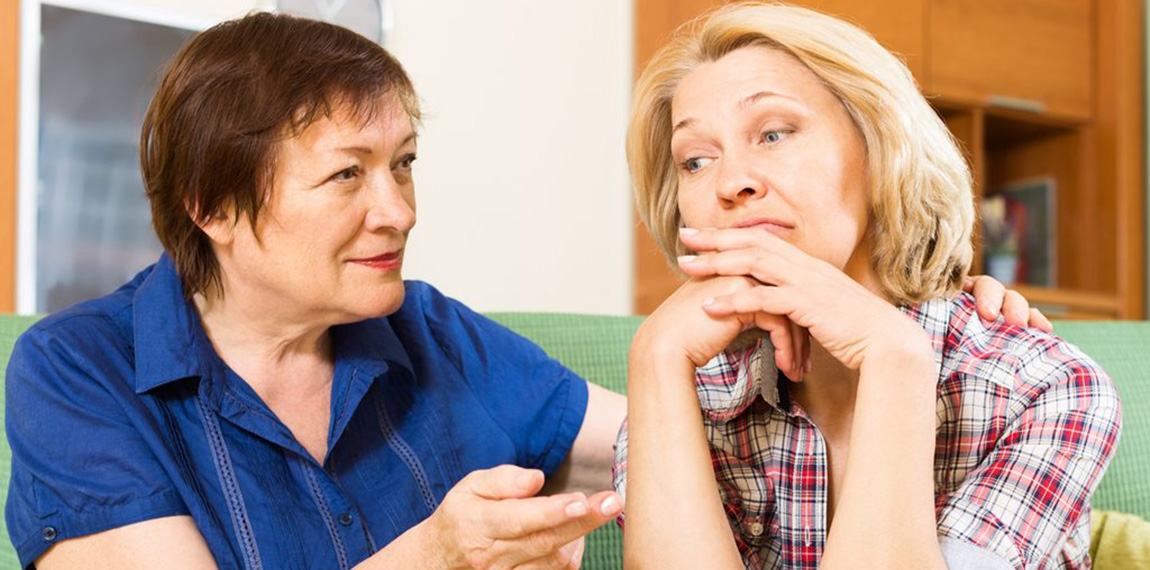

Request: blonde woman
left=613, top=3, right=1121, bottom=569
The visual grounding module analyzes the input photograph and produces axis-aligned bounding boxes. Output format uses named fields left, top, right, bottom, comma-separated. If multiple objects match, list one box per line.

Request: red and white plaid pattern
left=613, top=293, right=1122, bottom=569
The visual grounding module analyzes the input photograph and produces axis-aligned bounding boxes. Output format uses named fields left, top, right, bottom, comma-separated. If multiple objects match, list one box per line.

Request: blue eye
left=681, top=157, right=714, bottom=173
left=762, top=130, right=789, bottom=144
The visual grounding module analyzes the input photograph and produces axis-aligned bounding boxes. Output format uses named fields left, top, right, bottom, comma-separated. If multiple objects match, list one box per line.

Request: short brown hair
left=141, top=12, right=420, bottom=298
left=629, top=2, right=973, bottom=305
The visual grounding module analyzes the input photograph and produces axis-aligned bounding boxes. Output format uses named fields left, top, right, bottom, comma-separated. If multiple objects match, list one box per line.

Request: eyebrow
left=672, top=90, right=799, bottom=135
left=334, top=132, right=418, bottom=154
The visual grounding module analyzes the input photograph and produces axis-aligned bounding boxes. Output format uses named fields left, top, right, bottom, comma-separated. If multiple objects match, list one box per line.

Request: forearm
left=820, top=345, right=945, bottom=570
left=623, top=340, right=742, bottom=570
left=543, top=383, right=627, bottom=497
left=354, top=518, right=445, bottom=570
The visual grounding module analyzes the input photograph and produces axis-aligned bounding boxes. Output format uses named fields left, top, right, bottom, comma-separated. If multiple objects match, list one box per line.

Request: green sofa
left=1, top=313, right=1148, bottom=569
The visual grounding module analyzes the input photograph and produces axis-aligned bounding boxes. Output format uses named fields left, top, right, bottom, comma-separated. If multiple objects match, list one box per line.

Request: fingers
left=1029, top=308, right=1054, bottom=333
left=512, top=492, right=620, bottom=561
left=703, top=291, right=799, bottom=374
left=678, top=248, right=786, bottom=286
left=482, top=492, right=599, bottom=539
left=679, top=226, right=799, bottom=258
left=967, top=275, right=1006, bottom=322
left=515, top=538, right=585, bottom=570
left=1001, top=290, right=1030, bottom=327
left=466, top=465, right=545, bottom=500
left=493, top=491, right=620, bottom=567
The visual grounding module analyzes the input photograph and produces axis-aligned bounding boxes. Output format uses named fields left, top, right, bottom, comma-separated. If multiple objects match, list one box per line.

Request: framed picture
left=983, top=176, right=1057, bottom=287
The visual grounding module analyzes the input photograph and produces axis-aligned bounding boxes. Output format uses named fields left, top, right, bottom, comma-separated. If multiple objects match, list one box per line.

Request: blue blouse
left=5, top=255, right=588, bottom=569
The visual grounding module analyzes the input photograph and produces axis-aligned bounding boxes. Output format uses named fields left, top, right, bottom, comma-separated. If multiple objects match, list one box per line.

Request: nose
left=364, top=174, right=416, bottom=233
left=715, top=152, right=768, bottom=205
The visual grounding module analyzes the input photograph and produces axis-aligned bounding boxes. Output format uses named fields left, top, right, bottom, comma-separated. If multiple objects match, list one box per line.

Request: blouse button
left=338, top=513, right=353, bottom=526
left=42, top=527, right=58, bottom=541
left=749, top=522, right=765, bottom=537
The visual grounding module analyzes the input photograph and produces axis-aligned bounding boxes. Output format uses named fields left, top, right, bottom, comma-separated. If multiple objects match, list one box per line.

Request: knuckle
left=528, top=529, right=558, bottom=556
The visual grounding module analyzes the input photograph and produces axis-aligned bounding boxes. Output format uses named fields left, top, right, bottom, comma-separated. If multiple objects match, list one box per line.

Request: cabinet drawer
left=928, top=0, right=1093, bottom=120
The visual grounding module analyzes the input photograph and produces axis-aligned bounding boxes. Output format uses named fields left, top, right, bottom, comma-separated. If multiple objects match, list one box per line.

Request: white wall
left=388, top=1, right=633, bottom=314
left=55, top=0, right=635, bottom=315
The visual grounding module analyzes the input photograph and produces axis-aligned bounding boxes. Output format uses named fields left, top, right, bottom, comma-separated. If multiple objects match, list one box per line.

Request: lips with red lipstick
left=349, top=250, right=403, bottom=271
left=735, top=217, right=795, bottom=235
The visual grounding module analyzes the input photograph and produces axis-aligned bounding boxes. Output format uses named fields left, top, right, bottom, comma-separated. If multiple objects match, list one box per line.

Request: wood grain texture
left=1, top=0, right=18, bottom=313
left=928, top=0, right=1093, bottom=120
left=1097, top=0, right=1146, bottom=319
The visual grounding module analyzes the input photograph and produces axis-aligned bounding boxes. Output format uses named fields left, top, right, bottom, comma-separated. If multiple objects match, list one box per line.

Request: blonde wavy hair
left=629, top=2, right=974, bottom=304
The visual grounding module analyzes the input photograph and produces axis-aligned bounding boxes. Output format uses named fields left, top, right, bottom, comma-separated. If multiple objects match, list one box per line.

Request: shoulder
left=7, top=280, right=142, bottom=412
left=387, top=280, right=541, bottom=370
left=911, top=293, right=1116, bottom=408
left=12, top=295, right=134, bottom=373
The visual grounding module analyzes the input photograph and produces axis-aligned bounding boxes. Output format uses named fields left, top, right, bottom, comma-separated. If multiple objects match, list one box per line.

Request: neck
left=193, top=278, right=334, bottom=401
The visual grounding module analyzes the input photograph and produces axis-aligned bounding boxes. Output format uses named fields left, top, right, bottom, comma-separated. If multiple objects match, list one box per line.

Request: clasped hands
left=636, top=227, right=1047, bottom=379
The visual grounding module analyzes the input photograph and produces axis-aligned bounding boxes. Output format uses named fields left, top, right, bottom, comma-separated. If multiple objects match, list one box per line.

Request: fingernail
left=565, top=501, right=588, bottom=518
left=701, top=298, right=715, bottom=307
left=677, top=255, right=696, bottom=264
left=804, top=360, right=812, bottom=374
left=679, top=227, right=698, bottom=236
left=517, top=471, right=536, bottom=490
left=600, top=495, right=620, bottom=516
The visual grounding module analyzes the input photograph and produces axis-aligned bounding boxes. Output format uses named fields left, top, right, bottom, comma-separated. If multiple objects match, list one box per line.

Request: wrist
left=417, top=514, right=453, bottom=570
left=630, top=324, right=696, bottom=372
left=859, top=325, right=936, bottom=379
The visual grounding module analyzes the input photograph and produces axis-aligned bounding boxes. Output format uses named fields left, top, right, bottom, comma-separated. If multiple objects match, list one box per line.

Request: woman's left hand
left=677, top=227, right=932, bottom=372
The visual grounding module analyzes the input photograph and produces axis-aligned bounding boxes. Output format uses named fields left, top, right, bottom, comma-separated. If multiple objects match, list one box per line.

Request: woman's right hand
left=634, top=274, right=805, bottom=380
left=426, top=464, right=621, bottom=570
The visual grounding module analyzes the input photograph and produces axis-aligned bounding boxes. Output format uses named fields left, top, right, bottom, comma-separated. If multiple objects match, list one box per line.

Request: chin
left=342, top=283, right=407, bottom=320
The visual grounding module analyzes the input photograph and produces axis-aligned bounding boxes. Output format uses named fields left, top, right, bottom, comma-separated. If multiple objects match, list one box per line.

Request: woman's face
left=216, top=98, right=418, bottom=323
left=671, top=46, right=872, bottom=277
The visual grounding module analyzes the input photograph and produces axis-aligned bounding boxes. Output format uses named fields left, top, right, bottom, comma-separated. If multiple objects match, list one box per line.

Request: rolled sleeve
left=936, top=342, right=1122, bottom=569
left=5, top=318, right=187, bottom=568
left=410, top=282, right=589, bottom=476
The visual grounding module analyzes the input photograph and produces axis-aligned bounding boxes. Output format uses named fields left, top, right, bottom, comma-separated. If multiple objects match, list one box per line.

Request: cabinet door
left=1, top=0, right=17, bottom=312
left=794, top=0, right=926, bottom=80
left=929, top=0, right=1093, bottom=120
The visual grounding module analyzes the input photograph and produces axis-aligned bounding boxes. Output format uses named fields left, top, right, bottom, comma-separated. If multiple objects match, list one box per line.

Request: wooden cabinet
left=633, top=0, right=1144, bottom=319
left=928, top=0, right=1093, bottom=120
left=1, top=0, right=18, bottom=313
left=793, top=0, right=926, bottom=80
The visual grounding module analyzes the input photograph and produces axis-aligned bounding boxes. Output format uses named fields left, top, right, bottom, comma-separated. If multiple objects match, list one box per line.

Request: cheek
left=676, top=180, right=714, bottom=228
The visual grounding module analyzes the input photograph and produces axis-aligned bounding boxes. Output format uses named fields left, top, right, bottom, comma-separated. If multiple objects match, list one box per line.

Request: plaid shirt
left=613, top=293, right=1122, bottom=570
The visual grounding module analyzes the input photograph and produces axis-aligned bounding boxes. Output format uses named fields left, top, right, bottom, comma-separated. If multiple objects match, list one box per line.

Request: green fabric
left=1091, top=510, right=1150, bottom=569
left=0, top=313, right=1147, bottom=570
left=1052, top=322, right=1150, bottom=523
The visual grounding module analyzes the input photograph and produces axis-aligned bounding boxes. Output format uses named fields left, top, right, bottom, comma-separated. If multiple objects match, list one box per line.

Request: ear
left=186, top=200, right=237, bottom=247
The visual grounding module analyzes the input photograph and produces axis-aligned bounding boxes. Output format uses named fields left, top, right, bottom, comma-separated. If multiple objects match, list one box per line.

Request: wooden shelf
left=1011, top=285, right=1120, bottom=320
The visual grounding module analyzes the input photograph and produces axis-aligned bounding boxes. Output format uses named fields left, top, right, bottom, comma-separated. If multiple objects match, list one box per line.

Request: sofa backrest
left=1, top=313, right=1147, bottom=570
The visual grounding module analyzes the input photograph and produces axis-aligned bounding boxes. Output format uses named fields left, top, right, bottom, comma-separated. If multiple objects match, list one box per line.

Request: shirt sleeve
left=935, top=337, right=1122, bottom=570
left=408, top=282, right=589, bottom=477
left=5, top=317, right=187, bottom=568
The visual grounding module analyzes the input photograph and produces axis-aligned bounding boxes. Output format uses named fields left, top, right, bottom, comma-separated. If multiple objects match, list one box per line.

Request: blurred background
left=0, top=0, right=1145, bottom=320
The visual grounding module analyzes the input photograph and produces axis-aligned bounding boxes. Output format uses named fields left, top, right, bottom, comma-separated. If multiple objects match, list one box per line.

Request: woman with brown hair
left=4, top=13, right=625, bottom=570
